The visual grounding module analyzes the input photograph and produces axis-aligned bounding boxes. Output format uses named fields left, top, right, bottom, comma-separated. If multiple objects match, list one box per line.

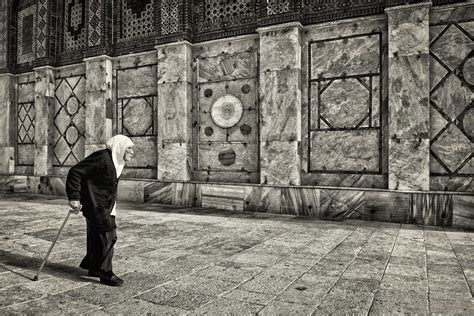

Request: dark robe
left=66, top=149, right=119, bottom=272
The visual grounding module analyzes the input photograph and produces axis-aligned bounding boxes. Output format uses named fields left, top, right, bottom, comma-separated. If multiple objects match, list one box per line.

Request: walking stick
left=33, top=206, right=80, bottom=281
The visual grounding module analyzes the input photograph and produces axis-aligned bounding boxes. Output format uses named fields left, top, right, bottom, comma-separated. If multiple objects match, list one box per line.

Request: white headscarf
left=106, top=134, right=134, bottom=179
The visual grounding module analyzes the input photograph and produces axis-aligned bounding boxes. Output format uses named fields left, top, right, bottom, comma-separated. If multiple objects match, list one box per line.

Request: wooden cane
left=33, top=206, right=80, bottom=281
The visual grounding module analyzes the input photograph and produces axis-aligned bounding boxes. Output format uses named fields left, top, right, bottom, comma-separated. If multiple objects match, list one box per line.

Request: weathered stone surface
left=0, top=146, right=15, bottom=174
left=197, top=51, right=257, bottom=82
left=452, top=195, right=474, bottom=229
left=259, top=25, right=301, bottom=72
left=114, top=52, right=157, bottom=70
left=157, top=42, right=192, bottom=84
left=194, top=37, right=258, bottom=59
left=117, top=64, right=157, bottom=98
left=431, top=23, right=472, bottom=71
left=117, top=180, right=145, bottom=203
left=17, top=81, right=34, bottom=103
left=243, top=186, right=281, bottom=213
left=158, top=142, right=191, bottom=181
left=260, top=140, right=300, bottom=185
left=198, top=142, right=258, bottom=172
left=201, top=184, right=245, bottom=211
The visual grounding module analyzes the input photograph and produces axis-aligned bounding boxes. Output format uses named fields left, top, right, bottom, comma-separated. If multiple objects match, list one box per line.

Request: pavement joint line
left=443, top=227, right=474, bottom=298
left=424, top=227, right=432, bottom=315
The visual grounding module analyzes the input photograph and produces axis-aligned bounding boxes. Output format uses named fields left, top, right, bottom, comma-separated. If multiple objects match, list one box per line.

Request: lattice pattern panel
left=0, top=0, right=7, bottom=68
left=196, top=0, right=256, bottom=32
left=160, top=0, right=179, bottom=35
left=17, top=4, right=37, bottom=64
left=309, top=32, right=382, bottom=174
left=118, top=0, right=154, bottom=41
left=17, top=103, right=35, bottom=145
left=16, top=81, right=35, bottom=166
left=53, top=75, right=86, bottom=167
left=63, top=0, right=87, bottom=51
left=36, top=0, right=48, bottom=58
left=302, top=0, right=385, bottom=24
left=88, top=0, right=102, bottom=47
left=267, top=0, right=291, bottom=15
left=430, top=21, right=473, bottom=176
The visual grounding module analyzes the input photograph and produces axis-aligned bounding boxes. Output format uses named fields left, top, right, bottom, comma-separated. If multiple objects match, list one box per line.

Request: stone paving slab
left=0, top=193, right=473, bottom=315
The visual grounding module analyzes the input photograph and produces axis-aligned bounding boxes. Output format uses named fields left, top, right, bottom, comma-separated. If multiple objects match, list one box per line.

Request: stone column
left=0, top=73, right=15, bottom=174
left=386, top=2, right=431, bottom=191
left=33, top=66, right=55, bottom=175
left=156, top=41, right=193, bottom=181
left=84, top=55, right=113, bottom=156
left=257, top=22, right=302, bottom=185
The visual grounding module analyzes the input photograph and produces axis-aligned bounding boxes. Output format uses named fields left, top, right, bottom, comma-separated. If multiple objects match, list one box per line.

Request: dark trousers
left=79, top=216, right=117, bottom=273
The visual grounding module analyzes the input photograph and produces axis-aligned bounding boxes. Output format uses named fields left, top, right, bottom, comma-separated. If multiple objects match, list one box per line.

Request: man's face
left=123, top=146, right=135, bottom=162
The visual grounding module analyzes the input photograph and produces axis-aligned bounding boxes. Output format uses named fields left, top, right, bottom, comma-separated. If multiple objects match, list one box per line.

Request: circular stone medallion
left=210, top=94, right=243, bottom=128
left=66, top=97, right=80, bottom=115
left=218, top=148, right=236, bottom=166
left=65, top=125, right=79, bottom=146
left=462, top=57, right=474, bottom=85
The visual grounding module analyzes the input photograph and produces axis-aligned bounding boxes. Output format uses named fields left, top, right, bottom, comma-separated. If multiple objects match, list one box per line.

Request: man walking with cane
left=66, top=134, right=134, bottom=287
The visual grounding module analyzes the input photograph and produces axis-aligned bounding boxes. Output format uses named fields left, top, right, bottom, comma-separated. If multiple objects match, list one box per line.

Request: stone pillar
left=156, top=41, right=193, bottom=181
left=33, top=66, right=56, bottom=175
left=0, top=73, right=15, bottom=174
left=386, top=2, right=431, bottom=191
left=257, top=22, right=302, bottom=185
left=84, top=55, right=113, bottom=156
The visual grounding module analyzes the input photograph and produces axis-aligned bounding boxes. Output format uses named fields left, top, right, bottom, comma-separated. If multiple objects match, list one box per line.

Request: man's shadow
left=0, top=250, right=100, bottom=284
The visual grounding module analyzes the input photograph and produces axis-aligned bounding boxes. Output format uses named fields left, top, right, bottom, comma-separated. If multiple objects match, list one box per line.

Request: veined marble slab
left=199, top=108, right=257, bottom=143
left=158, top=142, right=191, bottom=181
left=302, top=174, right=387, bottom=189
left=144, top=182, right=173, bottom=204
left=197, top=51, right=257, bottom=82
left=431, top=23, right=471, bottom=72
left=365, top=191, right=409, bottom=223
left=198, top=142, right=258, bottom=172
left=117, top=65, right=157, bottom=98
left=281, top=188, right=319, bottom=217
left=17, top=144, right=34, bottom=166
left=121, top=168, right=157, bottom=180
left=430, top=176, right=473, bottom=192
left=319, top=189, right=365, bottom=221
left=431, top=72, right=471, bottom=123
left=259, top=26, right=301, bottom=72
left=409, top=193, right=453, bottom=227
left=193, top=170, right=259, bottom=184
left=157, top=42, right=192, bottom=84
left=429, top=4, right=474, bottom=25
left=243, top=186, right=281, bottom=213
left=33, top=145, right=51, bottom=176
left=0, top=146, right=14, bottom=174
left=194, top=38, right=259, bottom=59
left=452, top=195, right=474, bottom=229
left=124, top=136, right=157, bottom=169
left=17, top=82, right=34, bottom=103
left=260, top=140, right=300, bottom=185
left=201, top=184, right=246, bottom=211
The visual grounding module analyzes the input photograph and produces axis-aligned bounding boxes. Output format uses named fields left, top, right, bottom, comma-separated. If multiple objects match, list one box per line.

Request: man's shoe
left=99, top=271, right=124, bottom=287
left=88, top=270, right=101, bottom=277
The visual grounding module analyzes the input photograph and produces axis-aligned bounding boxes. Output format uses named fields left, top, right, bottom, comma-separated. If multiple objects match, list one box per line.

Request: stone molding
left=385, top=1, right=433, bottom=13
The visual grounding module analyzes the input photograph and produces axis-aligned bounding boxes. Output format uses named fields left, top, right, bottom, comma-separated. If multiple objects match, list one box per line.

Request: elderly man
left=66, top=134, right=134, bottom=286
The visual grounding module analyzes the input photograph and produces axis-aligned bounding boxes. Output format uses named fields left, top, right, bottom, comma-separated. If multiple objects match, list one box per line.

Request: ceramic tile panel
left=197, top=51, right=257, bottom=82
left=158, top=82, right=192, bottom=143
left=281, top=188, right=319, bottom=217
left=260, top=141, right=299, bottom=185
left=260, top=69, right=301, bottom=142
left=310, top=129, right=380, bottom=173
left=243, top=186, right=281, bottom=213
left=158, top=142, right=191, bottom=181
left=198, top=142, right=258, bottom=172
left=409, top=193, right=453, bottom=227
left=16, top=4, right=37, bottom=64
left=201, top=184, right=245, bottom=211
left=157, top=42, right=192, bottom=84
left=117, top=180, right=145, bottom=202
left=389, top=138, right=430, bottom=191
left=452, top=195, right=474, bottom=229
left=117, top=65, right=157, bottom=98
left=259, top=25, right=301, bottom=72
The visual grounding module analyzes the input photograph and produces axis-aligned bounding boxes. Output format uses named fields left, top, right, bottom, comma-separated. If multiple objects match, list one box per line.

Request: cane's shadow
left=0, top=250, right=100, bottom=284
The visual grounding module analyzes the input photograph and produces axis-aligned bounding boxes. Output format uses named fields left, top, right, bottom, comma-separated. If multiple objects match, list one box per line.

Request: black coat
left=66, top=149, right=119, bottom=231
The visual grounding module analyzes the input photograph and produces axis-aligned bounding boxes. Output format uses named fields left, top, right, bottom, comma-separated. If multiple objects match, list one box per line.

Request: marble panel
left=310, top=129, right=380, bottom=172
left=194, top=38, right=258, bottom=59
left=85, top=58, right=111, bottom=92
left=430, top=177, right=473, bottom=192
left=227, top=109, right=258, bottom=143
left=144, top=182, right=173, bottom=204
left=193, top=170, right=259, bottom=184
left=158, top=82, right=192, bottom=143
left=27, top=176, right=40, bottom=193
left=117, top=65, right=157, bottom=98
left=34, top=145, right=51, bottom=176
left=458, top=21, right=474, bottom=37
left=311, top=33, right=379, bottom=79
left=198, top=142, right=258, bottom=172
left=198, top=51, right=257, bottom=82
left=0, top=146, right=14, bottom=174
left=17, top=72, right=35, bottom=84
left=431, top=73, right=471, bottom=122
left=389, top=138, right=430, bottom=191
left=302, top=174, right=387, bottom=189
left=430, top=100, right=449, bottom=140
left=429, top=5, right=474, bottom=25
left=17, top=144, right=34, bottom=166
left=364, top=191, right=409, bottom=223
left=201, top=184, right=245, bottom=211
left=409, top=193, right=453, bottom=227
left=281, top=188, right=319, bottom=217
left=319, top=189, right=365, bottom=221
left=172, top=182, right=197, bottom=207
left=157, top=42, right=192, bottom=84
left=387, top=6, right=429, bottom=57
left=114, top=52, right=157, bottom=70
left=38, top=176, right=66, bottom=197
left=243, top=186, right=281, bottom=213
left=429, top=25, right=446, bottom=45
left=260, top=141, right=300, bottom=185
left=84, top=91, right=107, bottom=144
left=452, top=195, right=474, bottom=230
left=158, top=142, right=191, bottom=181
left=431, top=23, right=472, bottom=72
left=17, top=82, right=34, bottom=103
left=15, top=165, right=33, bottom=175
left=198, top=78, right=257, bottom=113
left=34, top=70, right=55, bottom=146
left=259, top=26, right=301, bottom=72
left=389, top=54, right=430, bottom=139
left=372, top=77, right=381, bottom=128
left=117, top=180, right=145, bottom=202
left=260, top=69, right=301, bottom=142
left=55, top=64, right=86, bottom=78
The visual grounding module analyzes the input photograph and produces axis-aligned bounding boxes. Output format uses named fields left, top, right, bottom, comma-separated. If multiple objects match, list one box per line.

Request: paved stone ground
left=0, top=193, right=473, bottom=315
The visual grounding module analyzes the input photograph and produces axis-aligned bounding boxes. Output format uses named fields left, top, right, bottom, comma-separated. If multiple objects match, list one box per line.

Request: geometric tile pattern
left=118, top=0, right=154, bottom=41
left=17, top=4, right=37, bottom=64
left=266, top=0, right=290, bottom=15
left=0, top=0, right=7, bottom=68
left=196, top=0, right=255, bottom=32
left=160, top=0, right=179, bottom=35
left=63, top=0, right=86, bottom=51
left=53, top=75, right=86, bottom=167
left=88, top=0, right=102, bottom=47
left=36, top=0, right=48, bottom=58
left=17, top=102, right=35, bottom=144
left=118, top=96, right=156, bottom=137
left=430, top=22, right=473, bottom=175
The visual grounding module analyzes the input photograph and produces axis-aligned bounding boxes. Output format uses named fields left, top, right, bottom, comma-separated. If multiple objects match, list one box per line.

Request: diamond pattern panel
left=122, top=98, right=154, bottom=136
left=17, top=102, right=35, bottom=144
left=88, top=0, right=102, bottom=47
left=430, top=23, right=473, bottom=176
left=161, top=0, right=179, bottom=35
left=53, top=76, right=86, bottom=167
left=36, top=0, right=48, bottom=58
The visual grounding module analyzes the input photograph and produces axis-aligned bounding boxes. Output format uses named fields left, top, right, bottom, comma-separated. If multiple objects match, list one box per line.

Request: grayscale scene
left=0, top=0, right=473, bottom=314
